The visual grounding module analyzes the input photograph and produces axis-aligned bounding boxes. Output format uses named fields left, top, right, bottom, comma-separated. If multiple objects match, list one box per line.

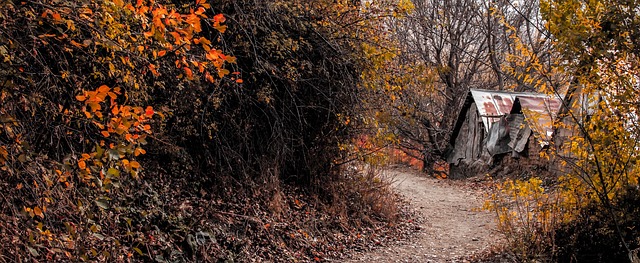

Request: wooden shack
left=446, top=89, right=563, bottom=178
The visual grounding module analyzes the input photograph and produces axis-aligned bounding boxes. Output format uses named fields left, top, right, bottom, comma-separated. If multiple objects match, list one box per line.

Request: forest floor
left=345, top=167, right=507, bottom=263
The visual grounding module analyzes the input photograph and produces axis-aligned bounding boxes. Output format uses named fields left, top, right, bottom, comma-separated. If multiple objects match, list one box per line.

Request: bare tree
left=385, top=0, right=551, bottom=173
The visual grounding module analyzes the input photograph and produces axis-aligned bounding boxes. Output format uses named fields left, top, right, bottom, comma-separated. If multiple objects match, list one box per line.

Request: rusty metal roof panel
left=515, top=95, right=564, bottom=145
left=469, top=89, right=541, bottom=132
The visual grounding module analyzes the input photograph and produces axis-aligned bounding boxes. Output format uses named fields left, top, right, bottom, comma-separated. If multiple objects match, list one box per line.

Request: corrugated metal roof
left=468, top=88, right=563, bottom=142
left=515, top=95, right=563, bottom=144
left=469, top=89, right=543, bottom=132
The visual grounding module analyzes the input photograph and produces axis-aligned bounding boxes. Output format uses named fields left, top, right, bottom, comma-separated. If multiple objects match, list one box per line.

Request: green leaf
left=107, top=167, right=120, bottom=177
left=133, top=247, right=144, bottom=256
left=95, top=144, right=104, bottom=159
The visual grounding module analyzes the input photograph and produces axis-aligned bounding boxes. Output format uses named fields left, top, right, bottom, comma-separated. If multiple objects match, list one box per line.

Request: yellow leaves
left=485, top=176, right=564, bottom=247
left=24, top=206, right=45, bottom=218
left=194, top=37, right=211, bottom=46
left=225, top=56, right=236, bottom=63
left=112, top=0, right=125, bottom=7
left=396, top=0, right=415, bottom=14
left=134, top=148, right=146, bottom=156
left=122, top=159, right=141, bottom=170
left=214, top=25, right=227, bottom=33
left=217, top=68, right=229, bottom=78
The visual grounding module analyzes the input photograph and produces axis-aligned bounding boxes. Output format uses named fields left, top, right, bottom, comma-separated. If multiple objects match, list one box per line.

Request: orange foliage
left=0, top=0, right=238, bottom=260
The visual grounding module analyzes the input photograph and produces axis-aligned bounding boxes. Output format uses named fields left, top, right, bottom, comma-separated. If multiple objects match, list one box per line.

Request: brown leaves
left=24, top=206, right=45, bottom=219
left=0, top=146, right=8, bottom=166
left=33, top=207, right=43, bottom=218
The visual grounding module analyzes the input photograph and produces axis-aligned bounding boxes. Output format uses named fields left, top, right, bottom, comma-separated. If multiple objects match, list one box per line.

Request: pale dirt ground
left=346, top=168, right=505, bottom=263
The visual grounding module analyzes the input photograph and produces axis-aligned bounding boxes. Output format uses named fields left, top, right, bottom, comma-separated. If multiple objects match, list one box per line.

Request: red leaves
left=41, top=9, right=62, bottom=22
left=148, top=64, right=159, bottom=76
left=213, top=14, right=225, bottom=23
left=78, top=160, right=86, bottom=169
left=195, top=7, right=206, bottom=16
left=183, top=67, right=193, bottom=79
left=212, top=14, right=226, bottom=33
left=144, top=106, right=154, bottom=117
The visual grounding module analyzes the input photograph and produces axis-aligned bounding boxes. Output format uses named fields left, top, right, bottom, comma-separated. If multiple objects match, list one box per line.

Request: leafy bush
left=0, top=0, right=405, bottom=261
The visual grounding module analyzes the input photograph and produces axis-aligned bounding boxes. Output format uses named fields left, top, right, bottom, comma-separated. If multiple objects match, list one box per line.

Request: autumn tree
left=542, top=0, right=640, bottom=260
left=485, top=0, right=640, bottom=261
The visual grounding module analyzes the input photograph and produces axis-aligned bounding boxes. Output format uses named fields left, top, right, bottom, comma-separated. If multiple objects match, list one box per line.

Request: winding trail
left=348, top=168, right=503, bottom=262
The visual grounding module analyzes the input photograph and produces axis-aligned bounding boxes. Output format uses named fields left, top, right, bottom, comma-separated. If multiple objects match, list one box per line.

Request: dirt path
left=347, top=168, right=503, bottom=262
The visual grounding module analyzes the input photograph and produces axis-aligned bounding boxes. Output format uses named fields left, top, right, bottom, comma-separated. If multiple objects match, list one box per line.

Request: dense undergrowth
left=0, top=0, right=412, bottom=261
left=485, top=177, right=640, bottom=263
